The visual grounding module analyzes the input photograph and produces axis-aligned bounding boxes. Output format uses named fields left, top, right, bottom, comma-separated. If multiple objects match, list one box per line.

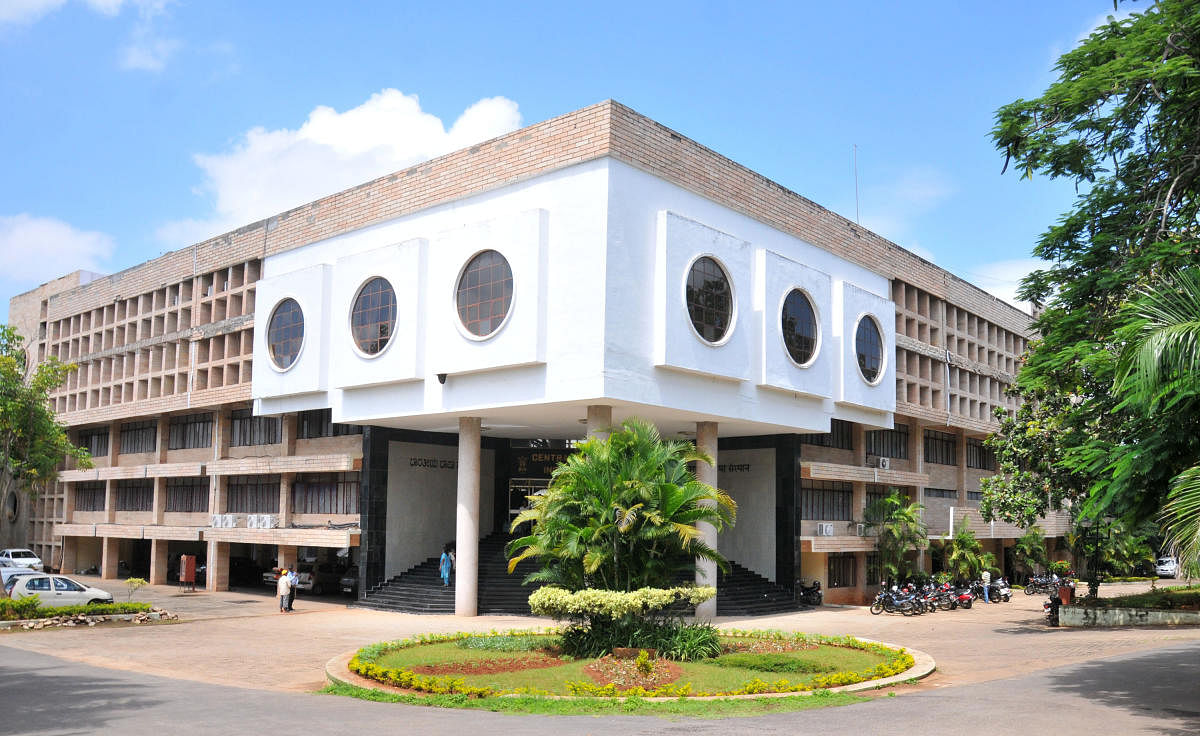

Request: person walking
left=981, top=568, right=992, bottom=603
left=277, top=569, right=292, bottom=613
left=286, top=568, right=299, bottom=611
left=439, top=544, right=453, bottom=587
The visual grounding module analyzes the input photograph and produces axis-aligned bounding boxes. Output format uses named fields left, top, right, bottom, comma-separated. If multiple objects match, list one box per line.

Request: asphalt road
left=3, top=640, right=1198, bottom=736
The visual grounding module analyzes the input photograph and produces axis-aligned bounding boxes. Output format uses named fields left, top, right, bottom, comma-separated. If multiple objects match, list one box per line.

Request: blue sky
left=0, top=0, right=1129, bottom=322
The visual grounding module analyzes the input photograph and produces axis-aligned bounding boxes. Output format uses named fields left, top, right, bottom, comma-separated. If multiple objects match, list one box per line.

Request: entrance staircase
left=359, top=532, right=804, bottom=617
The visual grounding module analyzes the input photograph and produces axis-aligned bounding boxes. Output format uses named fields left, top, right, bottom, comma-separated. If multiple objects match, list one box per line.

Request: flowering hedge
left=346, top=628, right=915, bottom=699
left=527, top=585, right=716, bottom=620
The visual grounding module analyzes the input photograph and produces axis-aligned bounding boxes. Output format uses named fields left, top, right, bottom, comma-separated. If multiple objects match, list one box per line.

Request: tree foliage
left=982, top=1, right=1200, bottom=529
left=505, top=418, right=736, bottom=591
left=863, top=488, right=927, bottom=584
left=1, top=325, right=90, bottom=503
left=945, top=524, right=998, bottom=582
left=1010, top=526, right=1049, bottom=579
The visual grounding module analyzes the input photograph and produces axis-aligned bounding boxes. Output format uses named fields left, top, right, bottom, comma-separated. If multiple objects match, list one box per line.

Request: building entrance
left=507, top=478, right=549, bottom=534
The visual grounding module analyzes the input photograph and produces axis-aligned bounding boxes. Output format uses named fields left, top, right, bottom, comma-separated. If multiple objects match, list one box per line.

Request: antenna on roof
left=853, top=144, right=861, bottom=225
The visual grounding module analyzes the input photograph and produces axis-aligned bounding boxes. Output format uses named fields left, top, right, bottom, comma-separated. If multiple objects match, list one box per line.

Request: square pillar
left=210, top=475, right=228, bottom=516
left=149, top=539, right=169, bottom=585
left=61, top=536, right=78, bottom=575
left=278, top=473, right=294, bottom=528
left=104, top=480, right=117, bottom=524
left=281, top=413, right=298, bottom=456
left=101, top=537, right=120, bottom=580
left=586, top=405, right=613, bottom=440
left=855, top=551, right=868, bottom=604
left=206, top=540, right=230, bottom=591
left=213, top=408, right=231, bottom=460
left=694, top=421, right=719, bottom=619
left=277, top=544, right=298, bottom=572
left=156, top=415, right=170, bottom=463
left=152, top=477, right=166, bottom=526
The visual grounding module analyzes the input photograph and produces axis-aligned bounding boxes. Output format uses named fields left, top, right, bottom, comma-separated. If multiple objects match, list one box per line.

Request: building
left=9, top=100, right=1070, bottom=611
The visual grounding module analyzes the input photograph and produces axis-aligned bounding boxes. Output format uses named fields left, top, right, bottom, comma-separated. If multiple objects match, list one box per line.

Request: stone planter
left=1059, top=605, right=1200, bottom=627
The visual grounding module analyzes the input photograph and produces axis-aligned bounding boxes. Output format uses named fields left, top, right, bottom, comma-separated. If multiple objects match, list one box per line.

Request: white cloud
left=959, top=258, right=1053, bottom=315
left=0, top=214, right=113, bottom=285
left=157, top=91, right=523, bottom=246
left=857, top=165, right=956, bottom=256
left=83, top=0, right=125, bottom=15
left=118, top=0, right=179, bottom=72
left=0, top=0, right=66, bottom=25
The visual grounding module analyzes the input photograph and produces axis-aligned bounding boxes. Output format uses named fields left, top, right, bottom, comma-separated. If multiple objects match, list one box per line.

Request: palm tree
left=505, top=418, right=737, bottom=591
left=863, top=488, right=927, bottom=585
left=1115, top=269, right=1200, bottom=577
left=1011, top=526, right=1048, bottom=582
left=946, top=523, right=998, bottom=583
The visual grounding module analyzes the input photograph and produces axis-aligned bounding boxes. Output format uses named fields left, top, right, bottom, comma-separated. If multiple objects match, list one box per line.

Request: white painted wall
left=385, top=441, right=495, bottom=578
left=716, top=447, right=776, bottom=581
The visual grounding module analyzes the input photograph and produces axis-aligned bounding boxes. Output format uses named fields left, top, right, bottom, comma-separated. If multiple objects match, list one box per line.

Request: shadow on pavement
left=1045, top=642, right=1200, bottom=735
left=1, top=658, right=162, bottom=734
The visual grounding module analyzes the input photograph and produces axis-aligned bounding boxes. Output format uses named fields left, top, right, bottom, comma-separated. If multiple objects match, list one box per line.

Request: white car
left=1156, top=557, right=1179, bottom=578
left=8, top=574, right=113, bottom=606
left=0, top=548, right=43, bottom=572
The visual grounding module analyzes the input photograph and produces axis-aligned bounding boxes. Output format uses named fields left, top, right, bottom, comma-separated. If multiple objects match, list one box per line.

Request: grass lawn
left=323, top=681, right=871, bottom=717
left=1087, top=584, right=1200, bottom=609
left=374, top=638, right=889, bottom=696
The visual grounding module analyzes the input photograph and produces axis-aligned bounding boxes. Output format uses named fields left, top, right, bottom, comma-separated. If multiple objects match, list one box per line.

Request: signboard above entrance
left=509, top=448, right=575, bottom=478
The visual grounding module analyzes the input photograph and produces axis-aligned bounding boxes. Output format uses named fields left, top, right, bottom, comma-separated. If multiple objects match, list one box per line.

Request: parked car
left=228, top=556, right=263, bottom=587
left=1156, top=556, right=1179, bottom=578
left=8, top=574, right=113, bottom=606
left=0, top=548, right=43, bottom=572
left=2, top=567, right=39, bottom=597
left=263, top=562, right=344, bottom=595
left=340, top=565, right=359, bottom=596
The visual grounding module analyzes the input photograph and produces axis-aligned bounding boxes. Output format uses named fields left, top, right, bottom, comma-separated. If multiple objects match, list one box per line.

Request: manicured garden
left=1079, top=584, right=1200, bottom=610
left=0, top=597, right=152, bottom=621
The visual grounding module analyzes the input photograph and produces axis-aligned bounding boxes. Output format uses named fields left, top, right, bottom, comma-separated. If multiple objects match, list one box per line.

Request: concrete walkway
left=2, top=577, right=1196, bottom=694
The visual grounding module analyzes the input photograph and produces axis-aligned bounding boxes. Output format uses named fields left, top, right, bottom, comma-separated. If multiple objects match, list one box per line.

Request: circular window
left=351, top=277, right=396, bottom=356
left=456, top=250, right=513, bottom=338
left=268, top=298, right=304, bottom=370
left=781, top=289, right=818, bottom=365
left=855, top=315, right=884, bottom=383
left=686, top=256, right=733, bottom=343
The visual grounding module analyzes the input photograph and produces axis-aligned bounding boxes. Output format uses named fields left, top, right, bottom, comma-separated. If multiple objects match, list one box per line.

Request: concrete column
left=152, top=477, right=166, bottom=526
left=206, top=540, right=230, bottom=592
left=213, top=409, right=231, bottom=460
left=694, top=420, right=719, bottom=619
left=61, top=536, right=78, bottom=575
left=909, top=421, right=927, bottom=571
left=101, top=537, right=119, bottom=580
left=277, top=545, right=298, bottom=572
left=585, top=405, right=613, bottom=440
left=852, top=423, right=866, bottom=466
left=278, top=473, right=294, bottom=528
left=210, top=476, right=228, bottom=516
left=855, top=550, right=868, bottom=604
left=455, top=417, right=481, bottom=617
left=149, top=539, right=168, bottom=585
left=104, top=480, right=117, bottom=524
left=281, top=413, right=297, bottom=456
left=156, top=415, right=170, bottom=463
left=956, top=429, right=968, bottom=504
left=64, top=481, right=76, bottom=524
left=108, top=419, right=121, bottom=464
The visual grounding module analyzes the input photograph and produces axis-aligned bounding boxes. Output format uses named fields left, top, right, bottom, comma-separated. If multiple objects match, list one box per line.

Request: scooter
left=797, top=579, right=822, bottom=606
left=995, top=576, right=1012, bottom=602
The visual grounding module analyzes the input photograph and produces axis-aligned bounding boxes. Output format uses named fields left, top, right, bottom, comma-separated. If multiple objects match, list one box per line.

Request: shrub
left=455, top=635, right=555, bottom=652
left=0, top=599, right=152, bottom=621
left=711, top=652, right=834, bottom=674
left=528, top=586, right=715, bottom=619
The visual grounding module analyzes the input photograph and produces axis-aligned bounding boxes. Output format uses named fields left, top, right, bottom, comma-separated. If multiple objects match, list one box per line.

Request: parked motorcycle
left=798, top=579, right=822, bottom=606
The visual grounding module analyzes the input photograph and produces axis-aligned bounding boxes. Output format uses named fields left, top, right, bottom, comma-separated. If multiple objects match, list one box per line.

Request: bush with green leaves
left=0, top=597, right=153, bottom=621
left=711, top=652, right=834, bottom=674
left=455, top=635, right=556, bottom=652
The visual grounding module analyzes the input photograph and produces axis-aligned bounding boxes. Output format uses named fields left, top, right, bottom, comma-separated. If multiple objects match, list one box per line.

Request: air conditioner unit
left=262, top=514, right=279, bottom=529
left=877, top=457, right=891, bottom=470
left=856, top=523, right=867, bottom=536
left=247, top=514, right=260, bottom=529
left=210, top=514, right=222, bottom=527
left=816, top=522, right=834, bottom=536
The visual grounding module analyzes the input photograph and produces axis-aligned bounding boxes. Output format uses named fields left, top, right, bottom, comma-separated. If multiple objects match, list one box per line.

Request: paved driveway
left=2, top=577, right=1197, bottom=694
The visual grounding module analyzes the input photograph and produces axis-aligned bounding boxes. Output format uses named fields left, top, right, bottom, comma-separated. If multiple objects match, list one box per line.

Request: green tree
left=1010, top=526, right=1049, bottom=581
left=1, top=326, right=90, bottom=506
left=946, top=523, right=998, bottom=583
left=505, top=418, right=736, bottom=591
left=863, top=488, right=927, bottom=584
left=982, top=2, right=1200, bottom=529
left=1113, top=269, right=1200, bottom=574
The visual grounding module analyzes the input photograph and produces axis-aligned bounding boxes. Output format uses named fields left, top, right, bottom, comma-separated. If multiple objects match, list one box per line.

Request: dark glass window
left=166, top=477, right=209, bottom=513
left=168, top=413, right=213, bottom=450
left=685, top=256, right=733, bottom=343
left=923, top=488, right=958, bottom=499
left=351, top=277, right=396, bottom=355
left=781, top=289, right=817, bottom=364
left=119, top=420, right=157, bottom=454
left=966, top=491, right=984, bottom=503
left=115, top=479, right=153, bottom=511
left=855, top=316, right=883, bottom=383
left=799, top=480, right=853, bottom=521
left=866, top=553, right=883, bottom=587
left=865, top=484, right=889, bottom=509
left=924, top=429, right=958, bottom=466
left=828, top=553, right=857, bottom=588
left=291, top=472, right=360, bottom=515
left=230, top=409, right=280, bottom=447
left=798, top=419, right=854, bottom=451
left=966, top=438, right=997, bottom=470
left=456, top=250, right=513, bottom=337
left=226, top=475, right=281, bottom=514
left=865, top=423, right=909, bottom=459
left=268, top=298, right=304, bottom=370
left=297, top=409, right=362, bottom=439
left=78, top=428, right=109, bottom=457
left=74, top=481, right=105, bottom=512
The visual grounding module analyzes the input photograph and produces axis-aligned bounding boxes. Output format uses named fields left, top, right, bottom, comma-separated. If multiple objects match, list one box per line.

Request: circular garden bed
left=346, top=629, right=915, bottom=699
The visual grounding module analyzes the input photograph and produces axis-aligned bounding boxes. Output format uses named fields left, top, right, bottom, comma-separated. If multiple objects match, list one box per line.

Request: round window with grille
left=350, top=277, right=396, bottom=356
left=456, top=250, right=514, bottom=338
left=855, top=315, right=884, bottom=383
left=685, top=256, right=733, bottom=344
left=781, top=289, right=818, bottom=365
left=268, top=298, right=304, bottom=370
